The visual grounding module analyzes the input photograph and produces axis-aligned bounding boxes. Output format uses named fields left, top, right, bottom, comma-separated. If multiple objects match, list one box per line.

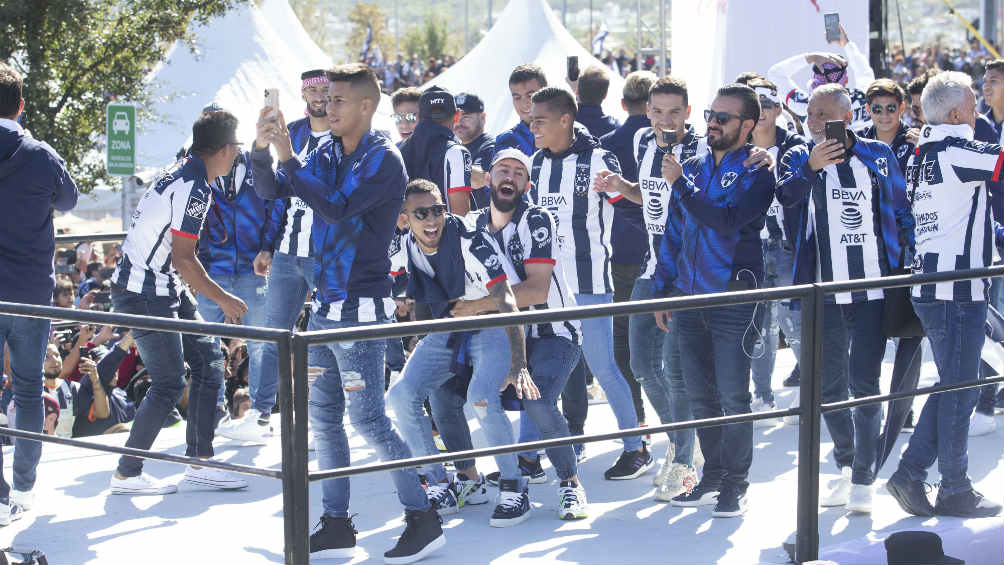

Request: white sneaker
left=820, top=467, right=851, bottom=507
left=969, top=411, right=996, bottom=437
left=784, top=393, right=800, bottom=425
left=653, top=444, right=676, bottom=486
left=110, top=473, right=178, bottom=495
left=217, top=409, right=271, bottom=445
left=751, top=396, right=777, bottom=428
left=654, top=463, right=698, bottom=502
left=10, top=489, right=33, bottom=511
left=182, top=465, right=249, bottom=490
left=0, top=502, right=23, bottom=526
left=557, top=480, right=588, bottom=520
left=846, top=483, right=873, bottom=513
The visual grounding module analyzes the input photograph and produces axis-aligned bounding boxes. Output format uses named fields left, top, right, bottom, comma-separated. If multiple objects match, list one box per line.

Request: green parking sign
left=106, top=103, right=135, bottom=176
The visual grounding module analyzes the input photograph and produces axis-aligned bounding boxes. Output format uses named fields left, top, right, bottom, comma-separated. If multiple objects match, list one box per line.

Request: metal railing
left=2, top=232, right=1003, bottom=564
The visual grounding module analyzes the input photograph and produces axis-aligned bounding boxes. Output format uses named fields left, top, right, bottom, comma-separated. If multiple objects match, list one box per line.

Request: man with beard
left=454, top=92, right=494, bottom=209
left=386, top=178, right=540, bottom=527
left=221, top=69, right=333, bottom=444
left=652, top=84, right=775, bottom=517
left=776, top=84, right=915, bottom=515
left=42, top=343, right=78, bottom=438
left=449, top=149, right=589, bottom=520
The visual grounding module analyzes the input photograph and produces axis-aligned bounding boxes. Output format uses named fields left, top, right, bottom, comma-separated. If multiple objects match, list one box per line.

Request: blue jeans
left=774, top=245, right=801, bottom=363
left=819, top=300, right=887, bottom=485
left=387, top=328, right=521, bottom=485
left=750, top=240, right=785, bottom=402
left=0, top=314, right=49, bottom=501
left=528, top=293, right=641, bottom=452
left=308, top=312, right=429, bottom=517
left=197, top=272, right=266, bottom=407
left=513, top=336, right=582, bottom=479
left=897, top=299, right=986, bottom=495
left=676, top=303, right=756, bottom=493
left=250, top=251, right=315, bottom=414
left=976, top=276, right=1002, bottom=414
left=111, top=286, right=225, bottom=477
left=628, top=278, right=694, bottom=465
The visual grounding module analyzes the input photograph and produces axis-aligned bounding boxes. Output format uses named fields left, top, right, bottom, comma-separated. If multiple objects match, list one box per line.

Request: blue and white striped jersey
left=467, top=201, right=581, bottom=344
left=275, top=118, right=331, bottom=257
left=632, top=125, right=707, bottom=279
left=113, top=156, right=212, bottom=297
left=529, top=131, right=623, bottom=295
left=907, top=123, right=1004, bottom=301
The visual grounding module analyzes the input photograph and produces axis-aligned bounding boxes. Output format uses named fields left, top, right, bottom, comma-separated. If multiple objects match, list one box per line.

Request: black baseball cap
left=191, top=108, right=240, bottom=152
left=419, top=86, right=456, bottom=120
left=456, top=92, right=484, bottom=113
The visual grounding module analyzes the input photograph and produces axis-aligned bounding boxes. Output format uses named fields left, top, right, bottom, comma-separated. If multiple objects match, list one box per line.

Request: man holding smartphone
left=776, top=84, right=915, bottom=514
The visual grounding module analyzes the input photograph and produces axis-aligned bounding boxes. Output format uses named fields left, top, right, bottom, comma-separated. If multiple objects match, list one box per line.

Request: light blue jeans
left=628, top=278, right=694, bottom=465
left=196, top=272, right=266, bottom=407
left=0, top=314, right=49, bottom=501
left=387, top=328, right=521, bottom=485
left=308, top=311, right=429, bottom=518
left=751, top=239, right=796, bottom=402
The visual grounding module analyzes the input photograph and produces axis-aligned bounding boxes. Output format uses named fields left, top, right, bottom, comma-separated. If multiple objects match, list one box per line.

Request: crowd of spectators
left=367, top=53, right=459, bottom=92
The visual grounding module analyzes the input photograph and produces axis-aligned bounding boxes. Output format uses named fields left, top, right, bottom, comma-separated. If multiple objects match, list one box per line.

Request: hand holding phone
left=824, top=13, right=841, bottom=43
left=824, top=120, right=847, bottom=148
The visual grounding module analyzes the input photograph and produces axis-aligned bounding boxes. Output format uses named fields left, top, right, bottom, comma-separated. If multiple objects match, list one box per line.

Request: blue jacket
left=576, top=104, right=620, bottom=139
left=465, top=132, right=495, bottom=209
left=0, top=119, right=78, bottom=305
left=601, top=114, right=651, bottom=265
left=197, top=151, right=283, bottom=278
left=654, top=145, right=775, bottom=297
left=769, top=126, right=810, bottom=242
left=776, top=132, right=915, bottom=288
left=495, top=121, right=536, bottom=156
left=252, top=130, right=406, bottom=306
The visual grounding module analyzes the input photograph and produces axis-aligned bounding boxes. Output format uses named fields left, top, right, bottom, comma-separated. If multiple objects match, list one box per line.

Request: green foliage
left=401, top=13, right=450, bottom=62
left=291, top=0, right=335, bottom=54
left=0, top=0, right=242, bottom=192
left=345, top=2, right=391, bottom=61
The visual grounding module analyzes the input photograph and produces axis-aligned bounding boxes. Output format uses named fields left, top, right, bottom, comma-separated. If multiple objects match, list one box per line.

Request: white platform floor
left=1, top=346, right=1002, bottom=564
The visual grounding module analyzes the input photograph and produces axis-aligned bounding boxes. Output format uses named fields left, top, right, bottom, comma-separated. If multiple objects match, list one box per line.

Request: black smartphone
left=824, top=13, right=841, bottom=42
left=824, top=120, right=847, bottom=147
left=566, top=56, right=580, bottom=82
left=662, top=129, right=678, bottom=146
left=92, top=291, right=112, bottom=312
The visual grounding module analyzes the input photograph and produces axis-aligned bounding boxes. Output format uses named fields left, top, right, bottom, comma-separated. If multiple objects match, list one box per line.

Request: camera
left=54, top=249, right=77, bottom=275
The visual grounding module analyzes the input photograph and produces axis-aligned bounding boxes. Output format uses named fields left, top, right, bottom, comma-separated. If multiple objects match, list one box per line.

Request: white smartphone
left=264, top=88, right=280, bottom=110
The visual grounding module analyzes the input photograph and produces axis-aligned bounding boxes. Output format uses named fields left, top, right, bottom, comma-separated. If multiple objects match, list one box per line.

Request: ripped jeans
left=387, top=328, right=521, bottom=485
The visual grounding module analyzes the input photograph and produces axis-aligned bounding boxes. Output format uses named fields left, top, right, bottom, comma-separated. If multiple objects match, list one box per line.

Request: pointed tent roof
left=421, top=0, right=627, bottom=136
left=136, top=0, right=397, bottom=170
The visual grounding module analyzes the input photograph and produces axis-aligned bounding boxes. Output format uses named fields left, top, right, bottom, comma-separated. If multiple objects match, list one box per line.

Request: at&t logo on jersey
left=839, top=201, right=863, bottom=230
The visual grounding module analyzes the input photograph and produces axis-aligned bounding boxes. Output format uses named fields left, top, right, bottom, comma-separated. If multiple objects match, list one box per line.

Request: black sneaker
left=309, top=515, right=357, bottom=559
left=711, top=487, right=748, bottom=518
left=384, top=507, right=446, bottom=565
left=425, top=482, right=460, bottom=516
left=490, top=479, right=531, bottom=527
left=671, top=477, right=721, bottom=507
left=486, top=457, right=547, bottom=486
left=900, top=410, right=915, bottom=433
left=934, top=488, right=1003, bottom=518
left=603, top=445, right=654, bottom=480
left=783, top=365, right=800, bottom=387
left=885, top=470, right=935, bottom=517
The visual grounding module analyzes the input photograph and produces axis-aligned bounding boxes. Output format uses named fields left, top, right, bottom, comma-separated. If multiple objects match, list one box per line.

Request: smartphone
left=824, top=13, right=841, bottom=42
left=93, top=291, right=111, bottom=310
left=566, top=56, right=580, bottom=82
left=662, top=129, right=678, bottom=146
left=264, top=88, right=280, bottom=110
left=824, top=120, right=847, bottom=147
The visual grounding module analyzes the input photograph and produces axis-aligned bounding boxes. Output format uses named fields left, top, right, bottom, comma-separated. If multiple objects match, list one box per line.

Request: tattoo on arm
left=489, top=281, right=527, bottom=370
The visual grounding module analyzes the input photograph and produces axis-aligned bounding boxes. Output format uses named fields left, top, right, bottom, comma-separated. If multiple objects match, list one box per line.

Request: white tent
left=135, top=0, right=397, bottom=171
left=421, top=0, right=628, bottom=136
left=672, top=0, right=870, bottom=127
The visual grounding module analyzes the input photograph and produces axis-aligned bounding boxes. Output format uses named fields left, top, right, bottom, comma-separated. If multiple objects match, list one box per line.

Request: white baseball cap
left=491, top=148, right=532, bottom=174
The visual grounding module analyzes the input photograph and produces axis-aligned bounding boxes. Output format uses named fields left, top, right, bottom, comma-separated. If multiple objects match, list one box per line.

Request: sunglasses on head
left=409, top=204, right=447, bottom=220
left=870, top=103, right=899, bottom=115
left=392, top=112, right=418, bottom=124
left=704, top=109, right=747, bottom=125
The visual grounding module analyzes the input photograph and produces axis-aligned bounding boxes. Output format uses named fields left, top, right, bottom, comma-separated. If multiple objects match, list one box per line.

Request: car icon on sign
left=112, top=112, right=130, bottom=135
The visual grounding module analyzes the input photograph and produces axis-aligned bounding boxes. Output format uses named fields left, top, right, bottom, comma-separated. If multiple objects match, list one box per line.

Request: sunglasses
left=704, top=109, right=748, bottom=125
left=392, top=112, right=418, bottom=124
left=870, top=103, right=900, bottom=115
left=409, top=204, right=447, bottom=220
left=759, top=98, right=778, bottom=111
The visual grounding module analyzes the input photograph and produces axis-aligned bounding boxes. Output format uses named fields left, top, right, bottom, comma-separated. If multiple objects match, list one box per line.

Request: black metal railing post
left=795, top=285, right=824, bottom=563
left=277, top=332, right=298, bottom=565
left=291, top=334, right=311, bottom=565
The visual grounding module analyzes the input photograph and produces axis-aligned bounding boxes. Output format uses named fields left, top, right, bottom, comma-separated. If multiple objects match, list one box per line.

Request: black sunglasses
left=704, top=109, right=748, bottom=125
left=392, top=112, right=418, bottom=124
left=758, top=97, right=778, bottom=110
left=409, top=204, right=447, bottom=220
left=870, top=103, right=899, bottom=115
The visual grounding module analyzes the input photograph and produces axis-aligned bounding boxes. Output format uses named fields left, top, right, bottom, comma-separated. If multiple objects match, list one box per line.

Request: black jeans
left=612, top=262, right=646, bottom=421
